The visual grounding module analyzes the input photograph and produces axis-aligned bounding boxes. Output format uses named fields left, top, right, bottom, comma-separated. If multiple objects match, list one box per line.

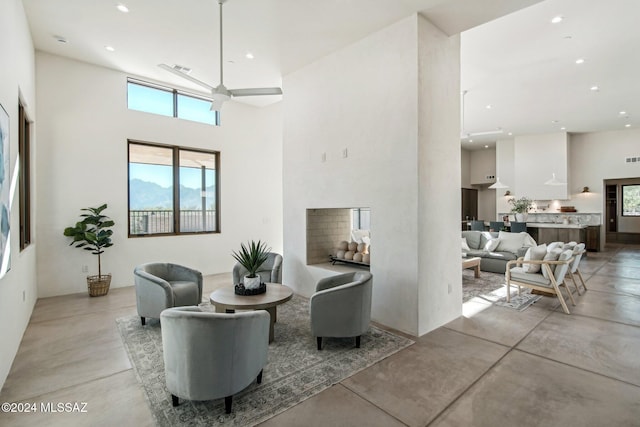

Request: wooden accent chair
left=505, top=249, right=576, bottom=314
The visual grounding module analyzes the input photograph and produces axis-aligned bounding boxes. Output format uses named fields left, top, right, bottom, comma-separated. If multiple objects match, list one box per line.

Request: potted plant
left=508, top=196, right=533, bottom=222
left=232, top=240, right=270, bottom=290
left=63, top=203, right=115, bottom=297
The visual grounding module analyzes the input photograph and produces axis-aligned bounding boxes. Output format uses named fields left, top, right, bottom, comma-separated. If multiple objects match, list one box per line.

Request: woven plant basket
left=87, top=274, right=111, bottom=297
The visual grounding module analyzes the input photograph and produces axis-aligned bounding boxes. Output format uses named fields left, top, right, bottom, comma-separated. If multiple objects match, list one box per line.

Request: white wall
left=515, top=132, right=568, bottom=200
left=35, top=53, right=283, bottom=297
left=416, top=15, right=461, bottom=335
left=0, top=0, right=38, bottom=390
left=461, top=148, right=471, bottom=188
left=469, top=147, right=496, bottom=185
left=283, top=14, right=461, bottom=336
left=470, top=148, right=497, bottom=220
left=496, top=138, right=515, bottom=214
left=571, top=129, right=640, bottom=234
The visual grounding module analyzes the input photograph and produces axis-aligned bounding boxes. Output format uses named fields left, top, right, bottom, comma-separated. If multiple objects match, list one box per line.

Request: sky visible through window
left=127, top=83, right=173, bottom=117
left=129, top=164, right=215, bottom=189
left=127, top=81, right=217, bottom=125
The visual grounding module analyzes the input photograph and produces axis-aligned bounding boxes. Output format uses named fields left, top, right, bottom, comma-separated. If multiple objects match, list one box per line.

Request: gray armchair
left=232, top=252, right=283, bottom=285
left=160, top=307, right=269, bottom=413
left=310, top=271, right=373, bottom=350
left=134, top=262, right=203, bottom=325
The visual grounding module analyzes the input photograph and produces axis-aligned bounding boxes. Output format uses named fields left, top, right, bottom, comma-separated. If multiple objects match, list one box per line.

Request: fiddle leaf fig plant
left=63, top=203, right=115, bottom=278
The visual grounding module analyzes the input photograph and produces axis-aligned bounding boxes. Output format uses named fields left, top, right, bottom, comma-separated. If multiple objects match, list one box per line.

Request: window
left=622, top=185, right=640, bottom=216
left=127, top=79, right=219, bottom=125
left=18, top=101, right=31, bottom=250
left=128, top=141, right=219, bottom=236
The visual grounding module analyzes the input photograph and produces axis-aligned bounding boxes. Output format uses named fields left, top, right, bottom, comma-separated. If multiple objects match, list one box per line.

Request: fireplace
left=306, top=208, right=370, bottom=265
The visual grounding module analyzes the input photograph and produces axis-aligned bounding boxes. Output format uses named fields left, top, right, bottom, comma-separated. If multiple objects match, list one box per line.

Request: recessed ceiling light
left=469, top=139, right=474, bottom=143
left=625, top=124, right=631, bottom=128
left=590, top=85, right=599, bottom=91
left=551, top=16, right=564, bottom=24
left=53, top=35, right=67, bottom=43
left=560, top=127, right=566, bottom=130
left=484, top=145, right=489, bottom=148
left=245, top=52, right=254, bottom=59
left=486, top=104, right=492, bottom=109
left=116, top=4, right=129, bottom=13
left=575, top=58, right=585, bottom=64
left=551, top=120, right=559, bottom=123
left=105, top=45, right=115, bottom=52
left=620, top=111, right=627, bottom=115
left=508, top=132, right=513, bottom=136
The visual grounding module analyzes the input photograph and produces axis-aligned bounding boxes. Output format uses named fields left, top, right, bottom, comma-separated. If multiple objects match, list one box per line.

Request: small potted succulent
left=508, top=196, right=533, bottom=221
left=232, top=240, right=270, bottom=292
left=63, top=204, right=115, bottom=297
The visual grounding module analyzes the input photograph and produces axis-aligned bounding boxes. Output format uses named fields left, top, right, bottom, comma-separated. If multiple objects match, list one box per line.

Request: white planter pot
left=244, top=275, right=262, bottom=289
left=515, top=213, right=528, bottom=222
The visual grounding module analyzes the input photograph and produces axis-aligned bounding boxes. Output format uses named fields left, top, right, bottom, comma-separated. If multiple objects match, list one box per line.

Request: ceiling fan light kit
left=159, top=0, right=282, bottom=113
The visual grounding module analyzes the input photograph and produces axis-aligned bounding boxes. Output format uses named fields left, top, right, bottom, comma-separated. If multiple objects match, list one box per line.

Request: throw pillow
left=563, top=241, right=577, bottom=251
left=553, top=249, right=574, bottom=283
left=522, top=244, right=547, bottom=273
left=496, top=231, right=526, bottom=253
left=462, top=237, right=471, bottom=252
left=484, top=238, right=500, bottom=252
left=541, top=248, right=563, bottom=279
left=547, top=241, right=564, bottom=252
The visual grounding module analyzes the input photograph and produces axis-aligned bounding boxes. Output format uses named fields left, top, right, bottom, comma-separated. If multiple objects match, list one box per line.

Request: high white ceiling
left=22, top=0, right=637, bottom=150
left=461, top=0, right=640, bottom=150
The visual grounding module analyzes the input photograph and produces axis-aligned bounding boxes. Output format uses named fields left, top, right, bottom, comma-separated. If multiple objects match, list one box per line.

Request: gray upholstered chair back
left=489, top=221, right=505, bottom=232
left=510, top=222, right=527, bottom=233
left=232, top=252, right=283, bottom=284
left=161, top=307, right=269, bottom=410
left=570, top=243, right=586, bottom=273
left=134, top=262, right=203, bottom=324
left=470, top=220, right=485, bottom=231
left=310, top=271, right=373, bottom=349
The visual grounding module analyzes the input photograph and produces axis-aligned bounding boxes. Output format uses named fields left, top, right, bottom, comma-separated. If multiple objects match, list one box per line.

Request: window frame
left=127, top=78, right=220, bottom=126
left=18, top=100, right=31, bottom=250
left=127, top=139, right=221, bottom=237
left=621, top=184, right=640, bottom=217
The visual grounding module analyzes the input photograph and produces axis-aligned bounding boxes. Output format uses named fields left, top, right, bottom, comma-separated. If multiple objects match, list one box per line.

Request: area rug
left=116, top=295, right=413, bottom=426
left=462, top=270, right=542, bottom=311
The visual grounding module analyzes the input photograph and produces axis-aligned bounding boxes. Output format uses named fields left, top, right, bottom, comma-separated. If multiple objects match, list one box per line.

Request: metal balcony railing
left=129, top=209, right=217, bottom=234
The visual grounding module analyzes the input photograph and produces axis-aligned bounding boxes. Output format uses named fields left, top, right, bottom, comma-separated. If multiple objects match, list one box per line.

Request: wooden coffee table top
left=462, top=257, right=481, bottom=268
left=209, top=283, right=293, bottom=311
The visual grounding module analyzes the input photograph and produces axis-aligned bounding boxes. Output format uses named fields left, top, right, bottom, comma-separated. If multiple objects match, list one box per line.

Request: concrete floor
left=1, top=245, right=639, bottom=426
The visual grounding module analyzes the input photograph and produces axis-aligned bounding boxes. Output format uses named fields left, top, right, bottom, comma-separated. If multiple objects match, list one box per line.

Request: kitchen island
left=525, top=222, right=587, bottom=247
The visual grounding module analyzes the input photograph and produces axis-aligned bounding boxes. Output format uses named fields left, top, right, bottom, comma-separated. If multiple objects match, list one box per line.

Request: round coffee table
left=209, top=283, right=293, bottom=343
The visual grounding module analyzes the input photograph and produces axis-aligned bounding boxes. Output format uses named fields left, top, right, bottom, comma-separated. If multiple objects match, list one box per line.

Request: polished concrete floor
left=1, top=244, right=639, bottom=426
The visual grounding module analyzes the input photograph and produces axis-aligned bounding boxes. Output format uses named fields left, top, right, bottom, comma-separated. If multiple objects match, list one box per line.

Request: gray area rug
left=462, top=270, right=542, bottom=311
left=116, top=295, right=413, bottom=426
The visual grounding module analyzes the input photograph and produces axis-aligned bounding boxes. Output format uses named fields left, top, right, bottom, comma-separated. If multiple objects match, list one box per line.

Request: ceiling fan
left=159, top=0, right=282, bottom=112
left=460, top=90, right=504, bottom=139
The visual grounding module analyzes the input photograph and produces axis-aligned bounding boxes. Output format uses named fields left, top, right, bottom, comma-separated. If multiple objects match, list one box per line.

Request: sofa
left=462, top=230, right=536, bottom=273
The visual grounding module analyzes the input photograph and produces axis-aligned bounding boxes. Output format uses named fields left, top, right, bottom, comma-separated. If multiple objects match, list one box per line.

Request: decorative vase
left=244, top=275, right=262, bottom=290
left=515, top=213, right=528, bottom=222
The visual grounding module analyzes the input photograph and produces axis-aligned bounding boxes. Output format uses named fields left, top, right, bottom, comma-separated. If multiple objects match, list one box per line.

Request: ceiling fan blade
left=229, top=87, right=283, bottom=97
left=158, top=64, right=214, bottom=91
